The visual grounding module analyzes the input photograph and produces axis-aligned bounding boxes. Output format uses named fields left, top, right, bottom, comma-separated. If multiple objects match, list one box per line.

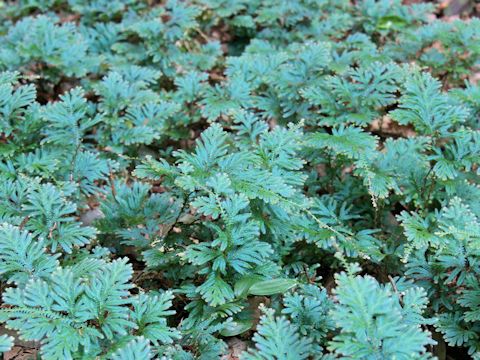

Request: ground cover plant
left=0, top=0, right=479, bottom=358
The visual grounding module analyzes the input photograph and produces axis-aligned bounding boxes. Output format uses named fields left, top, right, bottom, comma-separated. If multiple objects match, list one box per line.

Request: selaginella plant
left=0, top=0, right=479, bottom=358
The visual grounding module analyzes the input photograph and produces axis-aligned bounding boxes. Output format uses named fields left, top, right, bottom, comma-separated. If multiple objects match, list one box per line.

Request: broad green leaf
left=220, top=320, right=253, bottom=337
left=234, top=275, right=264, bottom=297
left=248, top=279, right=297, bottom=296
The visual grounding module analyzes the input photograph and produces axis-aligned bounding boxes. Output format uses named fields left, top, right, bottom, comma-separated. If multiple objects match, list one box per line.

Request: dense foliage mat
left=0, top=0, right=480, bottom=359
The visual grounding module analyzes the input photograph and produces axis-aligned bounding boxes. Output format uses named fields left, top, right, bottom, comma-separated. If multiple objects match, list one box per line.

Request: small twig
left=420, top=164, right=434, bottom=196
left=108, top=164, right=117, bottom=202
left=388, top=274, right=403, bottom=305
left=69, top=122, right=82, bottom=182
left=69, top=145, right=81, bottom=182
left=48, top=222, right=58, bottom=239
left=195, top=28, right=210, bottom=42
left=18, top=216, right=30, bottom=230
left=163, top=191, right=193, bottom=239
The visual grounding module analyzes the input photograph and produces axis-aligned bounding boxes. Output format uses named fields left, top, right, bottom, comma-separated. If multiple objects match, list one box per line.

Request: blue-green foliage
left=0, top=224, right=59, bottom=285
left=242, top=307, right=314, bottom=360
left=0, top=0, right=479, bottom=358
left=0, top=15, right=92, bottom=77
left=329, top=271, right=434, bottom=359
left=0, top=334, right=13, bottom=353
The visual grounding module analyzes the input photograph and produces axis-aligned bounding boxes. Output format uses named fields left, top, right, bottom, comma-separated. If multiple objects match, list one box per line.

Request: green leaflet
left=248, top=279, right=298, bottom=296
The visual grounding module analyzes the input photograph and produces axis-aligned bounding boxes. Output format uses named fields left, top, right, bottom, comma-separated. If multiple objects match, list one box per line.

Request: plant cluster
left=0, top=0, right=480, bottom=358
